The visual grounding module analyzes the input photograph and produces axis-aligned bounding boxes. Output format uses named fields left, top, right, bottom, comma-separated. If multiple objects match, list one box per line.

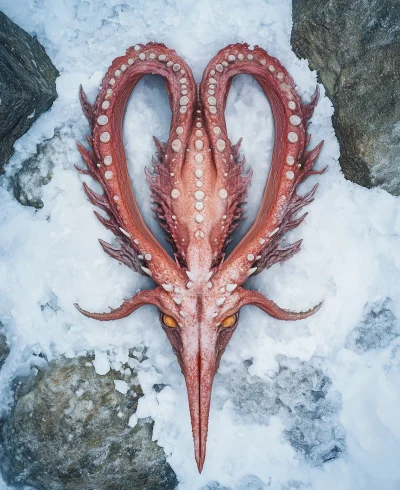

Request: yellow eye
left=220, top=314, right=237, bottom=328
left=162, top=313, right=178, bottom=328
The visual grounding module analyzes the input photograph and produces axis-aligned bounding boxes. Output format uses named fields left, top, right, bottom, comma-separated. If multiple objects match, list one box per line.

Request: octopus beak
left=181, top=339, right=216, bottom=473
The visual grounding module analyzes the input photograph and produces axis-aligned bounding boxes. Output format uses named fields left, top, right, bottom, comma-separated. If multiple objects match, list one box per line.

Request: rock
left=12, top=131, right=57, bottom=209
left=0, top=355, right=178, bottom=490
left=346, top=299, right=400, bottom=353
left=0, top=326, right=9, bottom=370
left=215, top=357, right=345, bottom=466
left=11, top=124, right=77, bottom=209
left=0, top=11, right=58, bottom=172
left=291, top=0, right=400, bottom=195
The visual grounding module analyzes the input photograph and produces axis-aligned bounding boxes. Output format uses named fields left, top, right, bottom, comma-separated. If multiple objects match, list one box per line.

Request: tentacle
left=74, top=288, right=162, bottom=321
left=239, top=289, right=322, bottom=321
left=77, top=42, right=195, bottom=287
left=202, top=44, right=325, bottom=285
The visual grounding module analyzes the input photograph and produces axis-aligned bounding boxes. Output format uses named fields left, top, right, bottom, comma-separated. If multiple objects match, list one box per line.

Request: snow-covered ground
left=0, top=0, right=400, bottom=488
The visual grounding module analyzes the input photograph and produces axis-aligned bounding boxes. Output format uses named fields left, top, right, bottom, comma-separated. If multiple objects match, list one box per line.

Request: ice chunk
left=92, top=352, right=110, bottom=376
left=114, top=380, right=129, bottom=394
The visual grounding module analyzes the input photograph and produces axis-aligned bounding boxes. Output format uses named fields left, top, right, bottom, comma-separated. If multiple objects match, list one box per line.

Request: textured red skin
left=75, top=42, right=325, bottom=472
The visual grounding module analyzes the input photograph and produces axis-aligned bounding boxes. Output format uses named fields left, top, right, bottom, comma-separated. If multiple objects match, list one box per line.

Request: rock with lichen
left=0, top=354, right=178, bottom=490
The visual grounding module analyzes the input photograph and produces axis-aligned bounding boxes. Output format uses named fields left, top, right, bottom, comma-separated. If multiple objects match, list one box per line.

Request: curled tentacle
left=238, top=289, right=322, bottom=321
left=74, top=288, right=163, bottom=321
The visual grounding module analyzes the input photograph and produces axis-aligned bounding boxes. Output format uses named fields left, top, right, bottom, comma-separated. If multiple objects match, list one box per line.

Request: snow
left=128, top=413, right=138, bottom=428
left=114, top=379, right=129, bottom=394
left=0, top=0, right=399, bottom=489
left=92, top=351, right=110, bottom=375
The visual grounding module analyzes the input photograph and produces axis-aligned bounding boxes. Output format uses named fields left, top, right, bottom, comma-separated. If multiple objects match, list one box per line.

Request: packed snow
left=0, top=0, right=400, bottom=489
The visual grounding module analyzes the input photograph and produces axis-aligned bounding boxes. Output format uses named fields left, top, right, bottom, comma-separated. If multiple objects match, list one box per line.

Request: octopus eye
left=220, top=314, right=238, bottom=328
left=162, top=313, right=178, bottom=328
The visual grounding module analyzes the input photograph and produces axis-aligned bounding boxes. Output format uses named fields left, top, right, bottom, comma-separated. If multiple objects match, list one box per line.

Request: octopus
left=75, top=42, right=325, bottom=472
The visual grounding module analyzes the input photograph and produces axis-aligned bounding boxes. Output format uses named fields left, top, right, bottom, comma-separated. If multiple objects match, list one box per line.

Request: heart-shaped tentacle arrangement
left=75, top=42, right=325, bottom=472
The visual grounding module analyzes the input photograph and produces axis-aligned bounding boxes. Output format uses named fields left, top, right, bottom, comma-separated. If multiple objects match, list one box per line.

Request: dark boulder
left=0, top=11, right=58, bottom=172
left=291, top=0, right=400, bottom=195
left=0, top=355, right=178, bottom=490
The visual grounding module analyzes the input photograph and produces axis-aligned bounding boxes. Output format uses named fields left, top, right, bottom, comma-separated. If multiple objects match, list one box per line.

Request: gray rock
left=12, top=130, right=60, bottom=209
left=0, top=326, right=9, bottom=370
left=215, top=357, right=345, bottom=466
left=291, top=0, right=400, bottom=195
left=0, top=11, right=58, bottom=172
left=0, top=355, right=178, bottom=490
left=346, top=299, right=400, bottom=353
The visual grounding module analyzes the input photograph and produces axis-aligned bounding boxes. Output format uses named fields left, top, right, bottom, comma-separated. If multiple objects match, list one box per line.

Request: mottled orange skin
left=75, top=42, right=325, bottom=472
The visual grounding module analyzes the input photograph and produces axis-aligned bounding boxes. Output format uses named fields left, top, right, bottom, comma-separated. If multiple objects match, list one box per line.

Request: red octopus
left=75, top=42, right=325, bottom=472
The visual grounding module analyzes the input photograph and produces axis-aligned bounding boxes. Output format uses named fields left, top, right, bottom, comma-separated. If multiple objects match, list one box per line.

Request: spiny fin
left=79, top=85, right=95, bottom=127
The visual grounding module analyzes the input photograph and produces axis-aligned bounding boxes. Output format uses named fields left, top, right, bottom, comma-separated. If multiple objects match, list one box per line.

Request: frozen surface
left=0, top=0, right=400, bottom=489
left=214, top=357, right=345, bottom=466
left=346, top=299, right=400, bottom=354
